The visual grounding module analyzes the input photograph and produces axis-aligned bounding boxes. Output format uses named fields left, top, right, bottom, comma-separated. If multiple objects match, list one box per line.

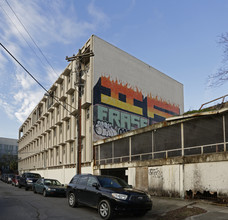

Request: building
left=94, top=102, right=228, bottom=199
left=0, top=137, right=18, bottom=172
left=18, top=35, right=184, bottom=183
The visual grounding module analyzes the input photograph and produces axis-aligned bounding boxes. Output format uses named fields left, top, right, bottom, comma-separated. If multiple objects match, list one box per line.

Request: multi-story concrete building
left=18, top=35, right=184, bottom=183
left=0, top=137, right=18, bottom=172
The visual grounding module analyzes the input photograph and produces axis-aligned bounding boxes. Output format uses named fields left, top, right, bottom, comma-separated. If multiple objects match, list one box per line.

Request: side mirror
left=92, top=183, right=100, bottom=189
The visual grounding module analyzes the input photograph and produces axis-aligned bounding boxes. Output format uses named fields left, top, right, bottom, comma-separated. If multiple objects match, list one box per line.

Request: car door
left=36, top=179, right=43, bottom=193
left=84, top=176, right=101, bottom=208
left=76, top=176, right=88, bottom=204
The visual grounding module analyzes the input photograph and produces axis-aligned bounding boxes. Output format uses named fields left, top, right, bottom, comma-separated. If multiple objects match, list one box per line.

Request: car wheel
left=33, top=188, right=37, bottom=194
left=43, top=190, right=47, bottom=197
left=18, top=184, right=21, bottom=188
left=25, top=186, right=28, bottom=191
left=68, top=192, right=78, bottom=207
left=98, top=200, right=113, bottom=220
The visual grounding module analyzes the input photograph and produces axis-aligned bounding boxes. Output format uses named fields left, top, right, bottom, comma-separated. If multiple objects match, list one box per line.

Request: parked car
left=12, top=175, right=20, bottom=186
left=1, top=174, right=7, bottom=182
left=67, top=174, right=152, bottom=220
left=6, top=174, right=15, bottom=184
left=18, top=172, right=41, bottom=190
left=33, top=178, right=66, bottom=197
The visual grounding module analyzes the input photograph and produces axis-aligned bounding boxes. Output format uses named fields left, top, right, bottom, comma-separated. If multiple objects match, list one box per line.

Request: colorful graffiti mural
left=93, top=76, right=180, bottom=140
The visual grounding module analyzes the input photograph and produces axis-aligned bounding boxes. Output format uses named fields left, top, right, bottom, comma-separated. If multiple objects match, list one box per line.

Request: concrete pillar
left=179, top=164, right=185, bottom=198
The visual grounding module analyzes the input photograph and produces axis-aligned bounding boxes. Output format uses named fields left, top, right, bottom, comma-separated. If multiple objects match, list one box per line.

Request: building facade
left=18, top=35, right=184, bottom=183
left=0, top=137, right=18, bottom=172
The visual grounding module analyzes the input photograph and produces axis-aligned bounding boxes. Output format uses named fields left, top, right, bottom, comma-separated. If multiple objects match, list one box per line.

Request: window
left=68, top=75, right=71, bottom=84
left=71, top=94, right=74, bottom=103
left=63, top=101, right=66, bottom=109
left=71, top=176, right=79, bottom=184
left=60, top=125, right=62, bottom=134
left=87, top=177, right=98, bottom=187
left=67, top=120, right=70, bottom=130
left=79, top=85, right=84, bottom=97
left=86, top=108, right=90, bottom=119
left=78, top=176, right=88, bottom=185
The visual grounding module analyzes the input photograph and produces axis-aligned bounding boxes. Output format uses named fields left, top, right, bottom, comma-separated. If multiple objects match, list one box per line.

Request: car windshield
left=44, top=179, right=61, bottom=186
left=97, top=176, right=129, bottom=188
left=27, top=173, right=41, bottom=178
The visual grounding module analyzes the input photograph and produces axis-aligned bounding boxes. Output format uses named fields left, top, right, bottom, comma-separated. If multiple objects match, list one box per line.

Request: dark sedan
left=33, top=178, right=66, bottom=197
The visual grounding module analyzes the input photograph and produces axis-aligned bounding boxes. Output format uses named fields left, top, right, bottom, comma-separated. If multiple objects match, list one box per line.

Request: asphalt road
left=1, top=180, right=228, bottom=220
left=0, top=180, right=155, bottom=220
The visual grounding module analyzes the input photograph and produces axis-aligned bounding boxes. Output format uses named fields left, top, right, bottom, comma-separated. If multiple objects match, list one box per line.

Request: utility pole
left=66, top=49, right=94, bottom=174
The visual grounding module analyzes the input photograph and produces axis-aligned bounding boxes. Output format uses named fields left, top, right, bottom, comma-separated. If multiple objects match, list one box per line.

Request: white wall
left=30, top=167, right=76, bottom=185
left=184, top=162, right=228, bottom=195
left=147, top=161, right=228, bottom=198
left=93, top=35, right=184, bottom=113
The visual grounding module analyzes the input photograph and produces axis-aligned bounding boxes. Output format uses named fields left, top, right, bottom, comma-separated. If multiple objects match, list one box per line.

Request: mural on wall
left=93, top=76, right=180, bottom=141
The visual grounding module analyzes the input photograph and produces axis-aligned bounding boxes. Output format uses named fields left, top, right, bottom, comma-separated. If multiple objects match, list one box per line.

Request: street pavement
left=1, top=180, right=228, bottom=219
left=151, top=196, right=228, bottom=220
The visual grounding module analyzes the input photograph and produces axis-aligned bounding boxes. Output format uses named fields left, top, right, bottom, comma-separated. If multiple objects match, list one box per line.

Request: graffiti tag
left=94, top=120, right=129, bottom=138
left=149, top=168, right=163, bottom=178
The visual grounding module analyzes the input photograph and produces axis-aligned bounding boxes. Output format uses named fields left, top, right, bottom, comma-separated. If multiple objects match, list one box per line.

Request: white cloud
left=45, top=66, right=61, bottom=86
left=0, top=0, right=109, bottom=124
left=0, top=51, right=8, bottom=74
left=15, top=71, right=36, bottom=90
left=14, top=89, right=44, bottom=122
left=87, top=1, right=110, bottom=28
left=0, top=98, right=14, bottom=119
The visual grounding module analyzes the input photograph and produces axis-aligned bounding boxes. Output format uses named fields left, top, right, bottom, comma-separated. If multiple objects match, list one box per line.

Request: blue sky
left=0, top=0, right=227, bottom=139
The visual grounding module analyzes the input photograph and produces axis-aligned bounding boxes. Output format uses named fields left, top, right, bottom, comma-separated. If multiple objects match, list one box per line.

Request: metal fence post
left=223, top=115, right=226, bottom=152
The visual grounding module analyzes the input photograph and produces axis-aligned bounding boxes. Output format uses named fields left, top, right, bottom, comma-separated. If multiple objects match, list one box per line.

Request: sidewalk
left=149, top=196, right=228, bottom=220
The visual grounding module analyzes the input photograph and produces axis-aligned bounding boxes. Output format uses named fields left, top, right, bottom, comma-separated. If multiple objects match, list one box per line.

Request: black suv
left=18, top=172, right=41, bottom=191
left=67, top=174, right=152, bottom=219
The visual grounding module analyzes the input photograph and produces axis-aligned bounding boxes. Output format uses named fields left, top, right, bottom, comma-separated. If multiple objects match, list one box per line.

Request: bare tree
left=209, top=33, right=228, bottom=87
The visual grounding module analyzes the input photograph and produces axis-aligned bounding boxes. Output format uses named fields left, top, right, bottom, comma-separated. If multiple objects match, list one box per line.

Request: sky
left=0, top=0, right=228, bottom=139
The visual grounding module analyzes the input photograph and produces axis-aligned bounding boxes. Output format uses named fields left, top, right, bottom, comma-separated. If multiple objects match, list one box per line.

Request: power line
left=0, top=42, right=48, bottom=93
left=0, top=2, right=48, bottom=70
left=0, top=42, right=73, bottom=115
left=4, top=0, right=59, bottom=78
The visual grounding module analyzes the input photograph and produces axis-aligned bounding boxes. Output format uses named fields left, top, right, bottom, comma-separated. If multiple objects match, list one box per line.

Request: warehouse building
left=18, top=35, right=183, bottom=183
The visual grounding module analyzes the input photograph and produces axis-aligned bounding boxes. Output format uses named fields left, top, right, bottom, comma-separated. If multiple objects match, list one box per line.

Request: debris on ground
left=157, top=204, right=207, bottom=220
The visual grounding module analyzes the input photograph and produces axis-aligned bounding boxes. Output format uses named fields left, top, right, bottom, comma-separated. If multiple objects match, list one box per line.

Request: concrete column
left=152, top=131, right=154, bottom=159
left=223, top=115, right=226, bottom=152
left=129, top=137, right=132, bottom=162
left=54, top=147, right=56, bottom=166
left=179, top=164, right=185, bottom=198
left=181, top=123, right=184, bottom=156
